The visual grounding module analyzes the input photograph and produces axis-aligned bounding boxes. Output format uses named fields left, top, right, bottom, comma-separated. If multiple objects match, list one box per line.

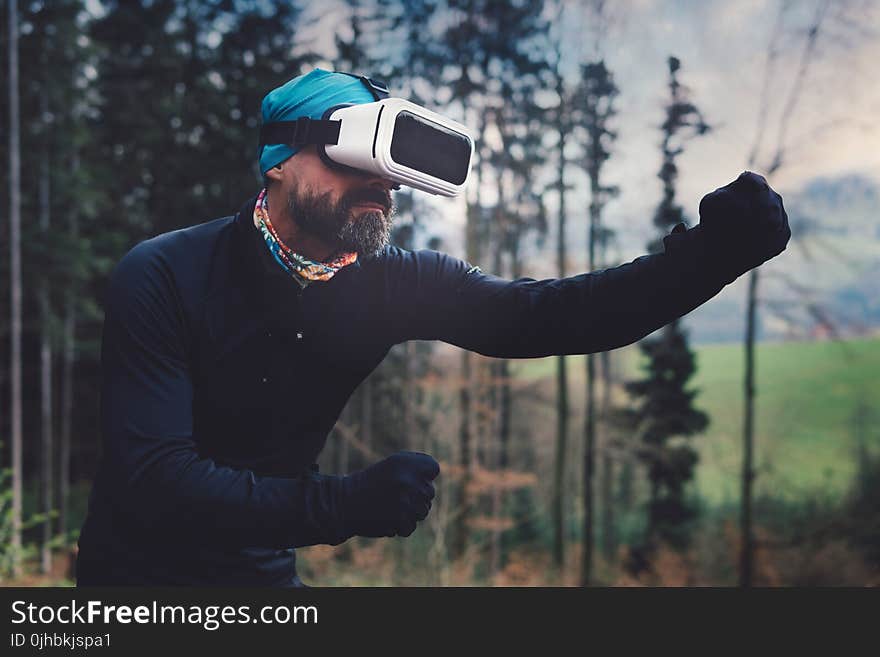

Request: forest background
left=2, top=0, right=879, bottom=586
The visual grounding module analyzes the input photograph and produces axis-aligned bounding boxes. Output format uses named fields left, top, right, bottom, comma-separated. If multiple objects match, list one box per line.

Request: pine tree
left=573, top=58, right=619, bottom=584
left=624, top=56, right=710, bottom=551
left=88, top=1, right=315, bottom=240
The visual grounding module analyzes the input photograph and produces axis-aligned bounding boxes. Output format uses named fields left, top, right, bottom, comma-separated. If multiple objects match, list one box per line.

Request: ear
left=264, top=163, right=284, bottom=184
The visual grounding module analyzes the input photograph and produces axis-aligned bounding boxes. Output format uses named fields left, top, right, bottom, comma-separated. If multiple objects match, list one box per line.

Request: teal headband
left=258, top=68, right=378, bottom=175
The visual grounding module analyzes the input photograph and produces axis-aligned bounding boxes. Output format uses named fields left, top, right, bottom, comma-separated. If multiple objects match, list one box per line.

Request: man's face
left=272, top=145, right=396, bottom=258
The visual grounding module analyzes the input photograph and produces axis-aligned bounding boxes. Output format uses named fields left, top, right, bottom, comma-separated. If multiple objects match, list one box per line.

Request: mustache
left=343, top=188, right=393, bottom=213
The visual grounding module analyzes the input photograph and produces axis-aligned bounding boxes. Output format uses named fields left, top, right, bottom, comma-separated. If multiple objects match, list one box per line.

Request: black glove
left=340, top=451, right=439, bottom=539
left=664, top=170, right=791, bottom=284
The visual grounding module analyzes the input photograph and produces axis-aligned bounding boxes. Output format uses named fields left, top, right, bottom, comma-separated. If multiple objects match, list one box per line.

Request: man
left=76, top=69, right=790, bottom=586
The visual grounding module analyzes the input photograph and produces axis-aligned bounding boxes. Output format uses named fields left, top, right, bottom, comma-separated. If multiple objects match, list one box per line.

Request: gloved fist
left=695, top=170, right=791, bottom=283
left=341, top=451, right=439, bottom=539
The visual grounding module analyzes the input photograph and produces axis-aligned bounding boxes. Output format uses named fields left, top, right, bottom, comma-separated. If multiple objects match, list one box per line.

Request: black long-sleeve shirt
left=76, top=193, right=728, bottom=586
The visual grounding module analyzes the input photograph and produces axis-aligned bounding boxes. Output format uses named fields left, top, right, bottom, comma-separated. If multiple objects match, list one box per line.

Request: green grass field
left=510, top=337, right=880, bottom=506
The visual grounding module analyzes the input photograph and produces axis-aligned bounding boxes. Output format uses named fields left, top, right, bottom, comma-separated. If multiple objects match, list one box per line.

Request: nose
left=352, top=167, right=394, bottom=190
left=365, top=175, right=396, bottom=192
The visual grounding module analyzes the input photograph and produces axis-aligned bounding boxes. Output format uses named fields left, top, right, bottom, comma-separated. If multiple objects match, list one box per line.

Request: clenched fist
left=693, top=170, right=791, bottom=283
left=340, top=451, right=439, bottom=538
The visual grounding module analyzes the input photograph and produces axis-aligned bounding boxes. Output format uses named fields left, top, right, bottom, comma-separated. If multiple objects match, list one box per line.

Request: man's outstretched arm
left=385, top=171, right=790, bottom=358
left=101, top=240, right=435, bottom=550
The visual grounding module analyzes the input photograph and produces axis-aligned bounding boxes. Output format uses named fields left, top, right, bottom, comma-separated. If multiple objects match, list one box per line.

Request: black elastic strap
left=335, top=71, right=390, bottom=101
left=259, top=117, right=342, bottom=147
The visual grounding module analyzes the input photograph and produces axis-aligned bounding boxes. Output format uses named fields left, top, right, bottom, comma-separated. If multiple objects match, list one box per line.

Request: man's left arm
left=384, top=171, right=790, bottom=358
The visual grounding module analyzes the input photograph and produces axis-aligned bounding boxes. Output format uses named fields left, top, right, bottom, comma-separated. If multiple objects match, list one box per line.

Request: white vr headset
left=259, top=75, right=475, bottom=197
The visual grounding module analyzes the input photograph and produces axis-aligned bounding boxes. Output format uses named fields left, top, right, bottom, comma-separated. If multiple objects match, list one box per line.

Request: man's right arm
left=100, top=240, right=351, bottom=549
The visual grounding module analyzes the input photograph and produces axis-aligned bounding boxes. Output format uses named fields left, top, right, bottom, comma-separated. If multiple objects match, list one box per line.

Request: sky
left=542, top=0, right=880, bottom=264
left=550, top=0, right=880, bottom=340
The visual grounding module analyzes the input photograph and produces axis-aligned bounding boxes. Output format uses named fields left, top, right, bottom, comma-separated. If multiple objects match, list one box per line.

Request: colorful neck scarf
left=252, top=187, right=357, bottom=287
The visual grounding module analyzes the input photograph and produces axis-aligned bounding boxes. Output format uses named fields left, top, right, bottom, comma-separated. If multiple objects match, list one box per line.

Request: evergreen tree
left=572, top=58, right=619, bottom=583
left=624, top=56, right=710, bottom=551
left=88, top=1, right=315, bottom=240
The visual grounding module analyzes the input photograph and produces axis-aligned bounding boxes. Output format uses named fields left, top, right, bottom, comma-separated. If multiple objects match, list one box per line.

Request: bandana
left=258, top=68, right=377, bottom=175
left=252, top=188, right=357, bottom=288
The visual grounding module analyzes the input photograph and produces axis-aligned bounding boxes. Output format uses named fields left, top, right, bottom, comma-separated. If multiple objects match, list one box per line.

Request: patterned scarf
left=252, top=187, right=357, bottom=288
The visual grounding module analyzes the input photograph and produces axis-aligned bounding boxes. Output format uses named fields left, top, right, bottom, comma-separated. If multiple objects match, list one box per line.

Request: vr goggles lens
left=390, top=111, right=472, bottom=186
left=260, top=97, right=474, bottom=197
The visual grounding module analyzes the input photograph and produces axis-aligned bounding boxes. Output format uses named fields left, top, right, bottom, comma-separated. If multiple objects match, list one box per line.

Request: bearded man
left=75, top=69, right=790, bottom=586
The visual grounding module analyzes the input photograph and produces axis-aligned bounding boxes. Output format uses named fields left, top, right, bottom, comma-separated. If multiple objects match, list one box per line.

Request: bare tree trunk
left=738, top=0, right=833, bottom=588
left=8, top=0, right=24, bottom=578
left=552, top=71, right=569, bottom=572
left=583, top=351, right=596, bottom=586
left=454, top=348, right=473, bottom=560
left=454, top=209, right=479, bottom=559
left=553, top=355, right=568, bottom=569
left=740, top=269, right=758, bottom=587
left=58, top=149, right=79, bottom=542
left=495, top=355, right=511, bottom=571
left=582, top=184, right=600, bottom=588
left=488, top=358, right=501, bottom=579
left=401, top=341, right=417, bottom=576
left=488, top=200, right=505, bottom=580
left=403, top=341, right=415, bottom=446
left=454, top=112, right=486, bottom=560
left=598, top=192, right=616, bottom=560
left=59, top=289, right=75, bottom=541
left=599, top=350, right=616, bottom=560
left=39, top=58, right=54, bottom=574
left=493, top=241, right=522, bottom=576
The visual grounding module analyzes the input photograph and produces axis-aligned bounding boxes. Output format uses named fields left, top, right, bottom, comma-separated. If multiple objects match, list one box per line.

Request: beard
left=285, top=184, right=394, bottom=259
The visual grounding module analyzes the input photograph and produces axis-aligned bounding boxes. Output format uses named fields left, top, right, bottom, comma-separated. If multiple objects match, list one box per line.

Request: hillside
left=510, top=337, right=880, bottom=505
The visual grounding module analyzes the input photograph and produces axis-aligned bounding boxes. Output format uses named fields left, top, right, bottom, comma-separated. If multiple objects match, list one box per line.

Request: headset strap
left=345, top=73, right=390, bottom=101
left=259, top=117, right=342, bottom=147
